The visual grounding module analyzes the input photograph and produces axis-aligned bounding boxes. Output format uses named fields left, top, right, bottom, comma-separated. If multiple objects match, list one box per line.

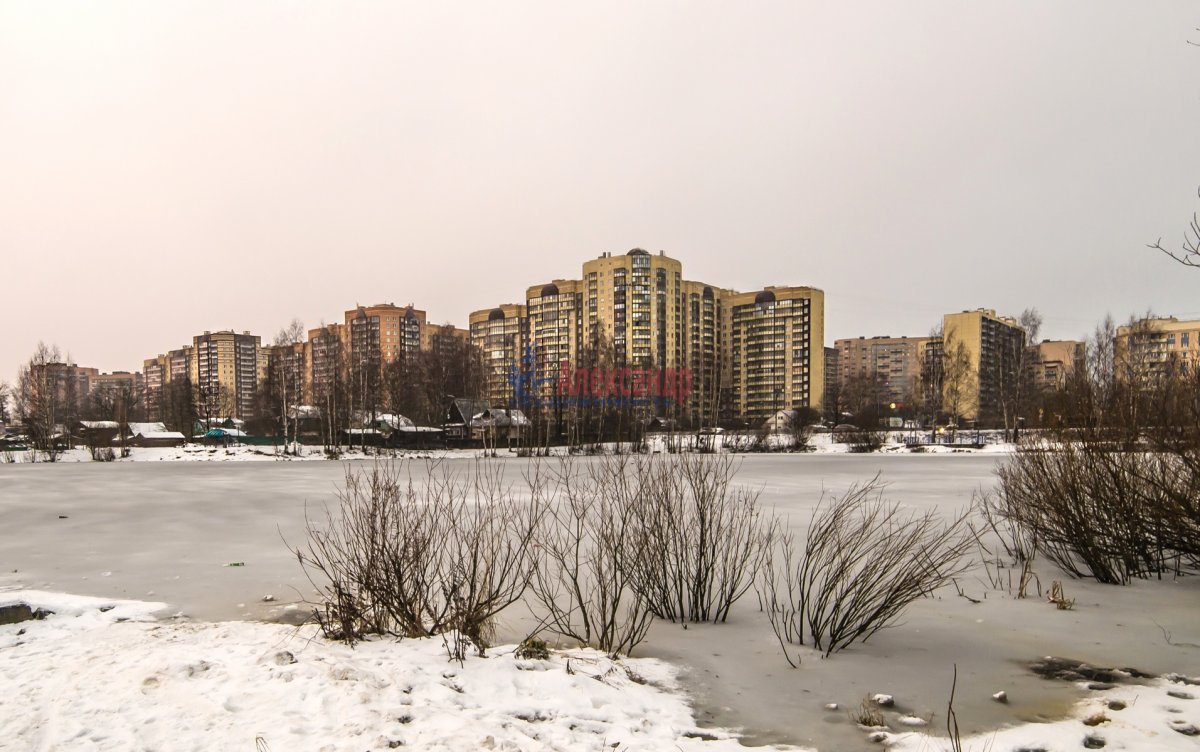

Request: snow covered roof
left=140, top=431, right=185, bottom=440
left=372, top=413, right=415, bottom=430
left=127, top=422, right=168, bottom=436
left=470, top=409, right=530, bottom=428
left=287, top=405, right=321, bottom=420
left=79, top=421, right=120, bottom=429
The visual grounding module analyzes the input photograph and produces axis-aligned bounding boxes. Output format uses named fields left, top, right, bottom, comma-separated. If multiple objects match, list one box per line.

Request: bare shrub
left=291, top=460, right=541, bottom=647
left=970, top=486, right=1040, bottom=594
left=624, top=454, right=778, bottom=624
left=758, top=476, right=973, bottom=658
left=840, top=426, right=887, bottom=453
left=992, top=441, right=1199, bottom=583
left=89, top=446, right=116, bottom=462
left=528, top=456, right=654, bottom=656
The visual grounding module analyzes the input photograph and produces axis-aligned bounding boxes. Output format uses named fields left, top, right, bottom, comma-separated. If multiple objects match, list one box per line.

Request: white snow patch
left=886, top=678, right=1200, bottom=751
left=0, top=590, right=812, bottom=751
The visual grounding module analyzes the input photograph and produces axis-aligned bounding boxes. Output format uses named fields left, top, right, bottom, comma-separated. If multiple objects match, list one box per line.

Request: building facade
left=1115, top=316, right=1200, bottom=380
left=728, top=286, right=825, bottom=421
left=941, top=309, right=1025, bottom=422
left=525, top=279, right=584, bottom=397
left=679, top=280, right=733, bottom=425
left=308, top=323, right=346, bottom=409
left=469, top=304, right=528, bottom=408
left=1031, top=340, right=1084, bottom=391
left=190, top=331, right=264, bottom=420
left=835, top=335, right=931, bottom=409
left=582, top=249, right=684, bottom=369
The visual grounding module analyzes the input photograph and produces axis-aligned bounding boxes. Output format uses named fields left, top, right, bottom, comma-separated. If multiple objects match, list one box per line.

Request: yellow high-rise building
left=189, top=331, right=264, bottom=420
left=680, top=280, right=734, bottom=425
left=582, top=249, right=683, bottom=368
left=728, top=286, right=825, bottom=421
left=469, top=304, right=529, bottom=408
left=525, top=279, right=584, bottom=396
left=940, top=309, right=1025, bottom=421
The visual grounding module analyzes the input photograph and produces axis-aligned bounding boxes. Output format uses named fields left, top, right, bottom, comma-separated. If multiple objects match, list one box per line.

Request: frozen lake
left=2, top=454, right=1196, bottom=751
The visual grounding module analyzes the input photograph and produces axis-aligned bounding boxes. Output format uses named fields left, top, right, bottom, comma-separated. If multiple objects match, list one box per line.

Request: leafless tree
left=15, top=343, right=68, bottom=457
left=272, top=318, right=306, bottom=454
left=1148, top=186, right=1200, bottom=268
left=942, top=332, right=973, bottom=438
left=0, top=381, right=11, bottom=426
left=161, top=377, right=199, bottom=439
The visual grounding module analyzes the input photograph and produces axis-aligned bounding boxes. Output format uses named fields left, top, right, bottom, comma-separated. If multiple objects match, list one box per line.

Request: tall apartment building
left=142, top=346, right=194, bottom=419
left=345, top=304, right=426, bottom=368
left=823, top=346, right=840, bottom=415
left=308, top=323, right=345, bottom=406
left=940, top=309, right=1025, bottom=421
left=1115, top=316, right=1200, bottom=380
left=728, top=286, right=825, bottom=421
left=582, top=249, right=683, bottom=368
left=142, top=357, right=166, bottom=418
left=525, top=279, right=584, bottom=395
left=25, top=361, right=94, bottom=416
left=679, top=280, right=733, bottom=425
left=190, top=331, right=265, bottom=420
left=835, top=335, right=931, bottom=407
left=89, top=371, right=141, bottom=395
left=469, top=304, right=528, bottom=407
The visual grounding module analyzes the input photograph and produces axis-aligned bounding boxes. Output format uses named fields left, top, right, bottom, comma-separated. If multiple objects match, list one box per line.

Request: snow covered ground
left=2, top=589, right=1196, bottom=752
left=0, top=429, right=1017, bottom=464
left=0, top=591, right=806, bottom=751
left=2, top=454, right=1197, bottom=751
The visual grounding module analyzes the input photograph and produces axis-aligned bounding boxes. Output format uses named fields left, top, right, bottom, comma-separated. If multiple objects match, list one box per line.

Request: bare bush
left=839, top=426, right=887, bottom=453
left=993, top=441, right=1200, bottom=583
left=291, top=461, right=541, bottom=648
left=528, top=456, right=654, bottom=656
left=758, top=477, right=973, bottom=659
left=624, top=454, right=778, bottom=624
left=89, top=446, right=116, bottom=462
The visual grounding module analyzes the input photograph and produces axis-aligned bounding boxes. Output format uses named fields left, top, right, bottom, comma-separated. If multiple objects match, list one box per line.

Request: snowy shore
left=3, top=590, right=1197, bottom=752
left=0, top=431, right=1018, bottom=463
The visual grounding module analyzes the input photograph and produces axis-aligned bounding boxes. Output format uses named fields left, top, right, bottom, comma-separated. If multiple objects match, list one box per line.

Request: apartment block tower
left=582, top=249, right=683, bottom=369
left=306, top=323, right=345, bottom=410
left=835, top=335, right=931, bottom=407
left=469, top=304, right=529, bottom=408
left=525, top=279, right=584, bottom=396
left=940, top=309, right=1025, bottom=421
left=728, top=286, right=825, bottom=421
left=1115, top=316, right=1200, bottom=380
left=345, top=304, right=426, bottom=370
left=190, top=331, right=264, bottom=420
left=680, top=280, right=734, bottom=425
left=142, top=346, right=195, bottom=420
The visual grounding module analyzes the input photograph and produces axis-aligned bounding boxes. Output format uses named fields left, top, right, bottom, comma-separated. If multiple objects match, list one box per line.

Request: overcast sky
left=2, top=1, right=1198, bottom=381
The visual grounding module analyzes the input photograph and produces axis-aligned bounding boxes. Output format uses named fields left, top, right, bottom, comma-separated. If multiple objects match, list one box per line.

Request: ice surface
left=2, top=454, right=1197, bottom=751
